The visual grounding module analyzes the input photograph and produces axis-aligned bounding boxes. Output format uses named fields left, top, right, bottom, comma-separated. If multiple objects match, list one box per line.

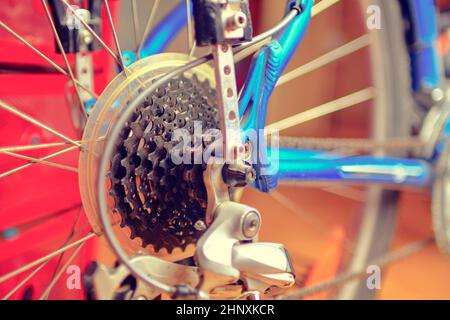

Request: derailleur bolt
left=242, top=210, right=260, bottom=239
left=194, top=220, right=207, bottom=231
left=226, top=11, right=247, bottom=31
left=222, top=162, right=256, bottom=187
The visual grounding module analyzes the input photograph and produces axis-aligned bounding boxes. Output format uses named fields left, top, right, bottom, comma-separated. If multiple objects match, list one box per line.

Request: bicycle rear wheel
left=0, top=0, right=425, bottom=300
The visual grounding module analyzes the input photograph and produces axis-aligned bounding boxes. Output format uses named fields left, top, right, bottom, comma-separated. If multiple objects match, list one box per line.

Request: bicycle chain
left=108, top=74, right=219, bottom=253
left=277, top=236, right=434, bottom=299
left=277, top=136, right=425, bottom=154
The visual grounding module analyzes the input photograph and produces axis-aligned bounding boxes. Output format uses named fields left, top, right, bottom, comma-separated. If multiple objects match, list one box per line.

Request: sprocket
left=108, top=74, right=218, bottom=253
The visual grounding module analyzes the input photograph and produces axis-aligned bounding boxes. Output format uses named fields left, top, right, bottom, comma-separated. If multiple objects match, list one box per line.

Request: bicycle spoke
left=0, top=146, right=78, bottom=179
left=0, top=0, right=421, bottom=301
left=186, top=0, right=194, bottom=53
left=271, top=189, right=354, bottom=253
left=1, top=208, right=82, bottom=298
left=277, top=181, right=365, bottom=202
left=131, top=0, right=140, bottom=50
left=0, top=100, right=80, bottom=147
left=0, top=21, right=97, bottom=98
left=277, top=35, right=370, bottom=87
left=41, top=0, right=87, bottom=119
left=39, top=240, right=86, bottom=299
left=0, top=232, right=95, bottom=285
left=61, top=0, right=122, bottom=67
left=138, top=0, right=161, bottom=59
left=265, top=87, right=375, bottom=132
left=156, top=0, right=341, bottom=67
left=234, top=38, right=271, bottom=63
left=1, top=150, right=77, bottom=173
left=0, top=142, right=73, bottom=153
left=270, top=190, right=331, bottom=234
left=0, top=204, right=82, bottom=239
left=233, top=0, right=341, bottom=63
left=104, top=0, right=127, bottom=71
left=189, top=41, right=197, bottom=57
left=0, top=138, right=103, bottom=153
left=312, top=0, right=341, bottom=17
left=321, top=185, right=365, bottom=202
left=2, top=260, right=50, bottom=300
left=1, top=205, right=84, bottom=299
left=47, top=207, right=83, bottom=286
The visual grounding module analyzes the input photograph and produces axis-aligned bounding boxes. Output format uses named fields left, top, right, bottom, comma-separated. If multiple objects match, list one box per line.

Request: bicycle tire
left=337, top=0, right=415, bottom=299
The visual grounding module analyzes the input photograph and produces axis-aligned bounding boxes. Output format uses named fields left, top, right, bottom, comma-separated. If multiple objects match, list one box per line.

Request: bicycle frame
left=125, top=0, right=443, bottom=191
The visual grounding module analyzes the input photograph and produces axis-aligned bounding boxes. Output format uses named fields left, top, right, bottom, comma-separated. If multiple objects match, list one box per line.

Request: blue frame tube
left=240, top=0, right=313, bottom=129
left=405, top=0, right=441, bottom=91
left=272, top=148, right=432, bottom=187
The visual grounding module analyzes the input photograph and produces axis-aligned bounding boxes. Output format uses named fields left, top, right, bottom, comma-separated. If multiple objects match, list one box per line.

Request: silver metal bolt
left=242, top=210, right=260, bottom=239
left=248, top=291, right=261, bottom=300
left=226, top=12, right=247, bottom=31
left=80, top=29, right=93, bottom=45
left=431, top=88, right=445, bottom=102
left=194, top=220, right=207, bottom=231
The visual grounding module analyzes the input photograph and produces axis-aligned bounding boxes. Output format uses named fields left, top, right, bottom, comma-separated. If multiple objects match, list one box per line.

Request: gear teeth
left=107, top=74, right=218, bottom=253
left=135, top=166, right=146, bottom=176
left=130, top=121, right=145, bottom=137
left=129, top=228, right=137, bottom=240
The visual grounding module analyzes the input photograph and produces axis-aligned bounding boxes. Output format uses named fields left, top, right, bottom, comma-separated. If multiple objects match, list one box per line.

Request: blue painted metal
left=270, top=148, right=432, bottom=187
left=405, top=0, right=441, bottom=91
left=240, top=0, right=313, bottom=192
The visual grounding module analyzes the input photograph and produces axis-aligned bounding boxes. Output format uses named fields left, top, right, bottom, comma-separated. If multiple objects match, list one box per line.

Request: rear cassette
left=108, top=74, right=218, bottom=253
